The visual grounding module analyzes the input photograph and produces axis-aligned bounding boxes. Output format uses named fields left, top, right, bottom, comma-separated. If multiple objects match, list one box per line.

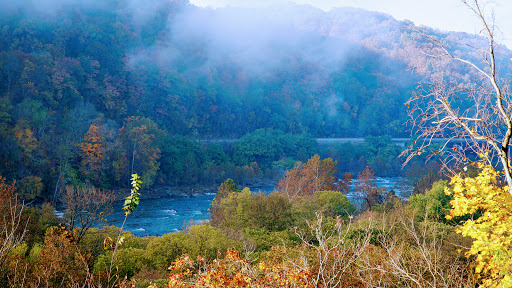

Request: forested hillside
left=3, top=0, right=512, bottom=287
left=1, top=0, right=508, bottom=198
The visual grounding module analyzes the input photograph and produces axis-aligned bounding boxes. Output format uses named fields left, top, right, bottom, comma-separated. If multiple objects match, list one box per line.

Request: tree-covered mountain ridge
left=1, top=0, right=510, bottom=196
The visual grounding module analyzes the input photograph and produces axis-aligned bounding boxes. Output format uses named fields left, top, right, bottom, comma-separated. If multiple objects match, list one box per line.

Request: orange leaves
left=258, top=260, right=314, bottom=288
left=13, top=119, right=38, bottom=162
left=32, top=226, right=89, bottom=286
left=0, top=175, right=16, bottom=199
left=79, top=124, right=103, bottom=183
left=163, top=249, right=314, bottom=288
left=195, top=250, right=252, bottom=287
left=168, top=254, right=195, bottom=273
left=80, top=125, right=102, bottom=157
left=278, top=154, right=338, bottom=202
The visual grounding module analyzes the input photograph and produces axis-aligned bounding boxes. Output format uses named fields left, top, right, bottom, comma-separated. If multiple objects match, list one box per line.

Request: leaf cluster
left=123, top=174, right=142, bottom=216
left=446, top=164, right=512, bottom=287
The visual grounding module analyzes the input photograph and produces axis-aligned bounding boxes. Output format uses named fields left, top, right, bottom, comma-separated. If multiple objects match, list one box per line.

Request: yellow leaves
left=130, top=173, right=142, bottom=190
left=103, top=236, right=124, bottom=250
left=103, top=237, right=114, bottom=250
left=14, top=119, right=38, bottom=161
left=445, top=165, right=512, bottom=287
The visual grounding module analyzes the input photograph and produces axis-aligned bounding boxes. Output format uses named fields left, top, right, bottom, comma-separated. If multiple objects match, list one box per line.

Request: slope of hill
left=0, top=0, right=509, bottom=195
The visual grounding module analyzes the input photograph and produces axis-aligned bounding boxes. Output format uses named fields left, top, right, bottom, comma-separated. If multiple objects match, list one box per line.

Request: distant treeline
left=0, top=0, right=471, bottom=200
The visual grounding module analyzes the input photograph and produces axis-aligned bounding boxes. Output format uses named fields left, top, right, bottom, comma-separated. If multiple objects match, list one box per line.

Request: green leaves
left=123, top=174, right=142, bottom=216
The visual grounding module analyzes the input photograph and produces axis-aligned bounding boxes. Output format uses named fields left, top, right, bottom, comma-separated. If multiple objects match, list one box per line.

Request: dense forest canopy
left=1, top=0, right=510, bottom=198
left=2, top=1, right=512, bottom=287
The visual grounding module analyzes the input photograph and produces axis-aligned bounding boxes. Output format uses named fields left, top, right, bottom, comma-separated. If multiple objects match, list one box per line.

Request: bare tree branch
left=403, top=0, right=512, bottom=192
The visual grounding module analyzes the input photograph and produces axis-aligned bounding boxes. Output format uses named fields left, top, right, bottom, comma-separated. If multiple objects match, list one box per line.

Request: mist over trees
left=2, top=0, right=512, bottom=287
left=1, top=0, right=510, bottom=197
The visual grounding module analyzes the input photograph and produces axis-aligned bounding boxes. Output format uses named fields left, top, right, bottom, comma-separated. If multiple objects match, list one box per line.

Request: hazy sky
left=189, top=0, right=512, bottom=48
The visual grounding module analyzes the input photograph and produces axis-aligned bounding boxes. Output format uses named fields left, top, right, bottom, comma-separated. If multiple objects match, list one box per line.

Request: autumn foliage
left=3, top=1, right=512, bottom=287
left=118, top=116, right=165, bottom=187
left=446, top=164, right=512, bottom=287
left=165, top=249, right=314, bottom=288
left=278, top=155, right=338, bottom=201
left=79, top=123, right=104, bottom=184
left=356, top=166, right=385, bottom=210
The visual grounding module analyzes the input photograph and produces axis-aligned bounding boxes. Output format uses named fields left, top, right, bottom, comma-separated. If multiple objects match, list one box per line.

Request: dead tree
left=292, top=213, right=371, bottom=287
left=0, top=177, right=27, bottom=271
left=356, top=209, right=477, bottom=287
left=63, top=185, right=114, bottom=244
left=403, top=0, right=512, bottom=193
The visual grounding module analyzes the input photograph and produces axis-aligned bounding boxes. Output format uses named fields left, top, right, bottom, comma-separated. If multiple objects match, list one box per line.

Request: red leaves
left=278, top=154, right=339, bottom=201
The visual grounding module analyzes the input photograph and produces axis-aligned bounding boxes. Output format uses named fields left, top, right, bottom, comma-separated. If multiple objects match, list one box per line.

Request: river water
left=105, top=178, right=410, bottom=237
left=106, top=193, right=216, bottom=237
left=105, top=187, right=274, bottom=237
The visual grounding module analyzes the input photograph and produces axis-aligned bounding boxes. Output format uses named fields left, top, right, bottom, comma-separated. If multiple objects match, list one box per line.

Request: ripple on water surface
left=106, top=194, right=215, bottom=237
left=106, top=181, right=409, bottom=236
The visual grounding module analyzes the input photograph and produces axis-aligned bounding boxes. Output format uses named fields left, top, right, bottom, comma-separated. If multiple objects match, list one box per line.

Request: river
left=105, top=187, right=275, bottom=237
left=106, top=178, right=410, bottom=237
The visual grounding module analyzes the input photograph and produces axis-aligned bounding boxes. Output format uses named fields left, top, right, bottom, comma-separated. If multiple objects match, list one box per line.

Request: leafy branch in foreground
left=104, top=173, right=142, bottom=287
left=123, top=174, right=142, bottom=216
